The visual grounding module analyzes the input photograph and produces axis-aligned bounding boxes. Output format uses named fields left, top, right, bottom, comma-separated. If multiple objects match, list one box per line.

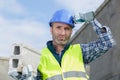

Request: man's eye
left=56, top=26, right=61, bottom=29
left=65, top=28, right=70, bottom=30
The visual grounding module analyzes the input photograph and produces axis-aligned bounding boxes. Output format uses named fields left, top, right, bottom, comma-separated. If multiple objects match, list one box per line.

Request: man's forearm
left=91, top=19, right=116, bottom=46
left=82, top=19, right=116, bottom=64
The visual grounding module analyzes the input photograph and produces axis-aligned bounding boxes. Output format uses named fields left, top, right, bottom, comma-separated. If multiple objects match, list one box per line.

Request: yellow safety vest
left=38, top=44, right=89, bottom=80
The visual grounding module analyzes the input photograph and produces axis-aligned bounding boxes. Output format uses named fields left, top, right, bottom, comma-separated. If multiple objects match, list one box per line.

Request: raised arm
left=81, top=19, right=116, bottom=64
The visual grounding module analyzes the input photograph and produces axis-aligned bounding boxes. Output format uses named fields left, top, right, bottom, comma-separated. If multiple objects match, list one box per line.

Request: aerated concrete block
left=8, top=43, right=41, bottom=74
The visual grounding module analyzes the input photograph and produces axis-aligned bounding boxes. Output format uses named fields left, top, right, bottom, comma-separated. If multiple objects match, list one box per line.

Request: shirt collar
left=47, top=40, right=70, bottom=54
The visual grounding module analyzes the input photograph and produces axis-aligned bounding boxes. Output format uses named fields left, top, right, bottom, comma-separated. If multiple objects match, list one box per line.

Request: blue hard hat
left=49, top=9, right=74, bottom=28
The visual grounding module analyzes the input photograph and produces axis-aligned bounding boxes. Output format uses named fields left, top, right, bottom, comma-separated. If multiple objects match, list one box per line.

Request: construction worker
left=9, top=9, right=115, bottom=80
left=36, top=9, right=115, bottom=80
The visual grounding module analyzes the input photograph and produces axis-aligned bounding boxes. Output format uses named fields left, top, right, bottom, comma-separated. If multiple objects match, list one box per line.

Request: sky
left=0, top=0, right=104, bottom=57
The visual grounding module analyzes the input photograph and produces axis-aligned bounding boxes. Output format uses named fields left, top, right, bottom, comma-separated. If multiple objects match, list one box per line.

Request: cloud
left=0, top=0, right=52, bottom=57
left=0, top=0, right=24, bottom=14
left=0, top=16, right=51, bottom=56
left=55, top=0, right=104, bottom=13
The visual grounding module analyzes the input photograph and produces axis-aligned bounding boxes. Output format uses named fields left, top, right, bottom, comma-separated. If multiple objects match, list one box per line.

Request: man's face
left=50, top=22, right=72, bottom=46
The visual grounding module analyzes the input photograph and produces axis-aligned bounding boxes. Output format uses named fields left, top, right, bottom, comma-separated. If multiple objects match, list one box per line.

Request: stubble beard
left=53, top=36, right=70, bottom=47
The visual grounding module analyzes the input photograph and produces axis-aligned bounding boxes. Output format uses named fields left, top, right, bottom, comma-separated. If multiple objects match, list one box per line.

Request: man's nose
left=60, top=29, right=65, bottom=35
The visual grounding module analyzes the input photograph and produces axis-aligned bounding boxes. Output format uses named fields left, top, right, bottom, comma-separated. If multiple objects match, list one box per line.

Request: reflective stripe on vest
left=46, top=74, right=62, bottom=80
left=64, top=71, right=87, bottom=78
left=46, top=71, right=88, bottom=80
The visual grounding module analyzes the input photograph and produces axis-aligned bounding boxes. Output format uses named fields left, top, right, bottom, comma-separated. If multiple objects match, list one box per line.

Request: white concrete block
left=9, top=43, right=41, bottom=75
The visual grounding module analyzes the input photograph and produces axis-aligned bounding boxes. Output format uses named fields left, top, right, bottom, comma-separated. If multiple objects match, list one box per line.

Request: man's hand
left=74, top=11, right=95, bottom=24
left=8, top=65, right=35, bottom=80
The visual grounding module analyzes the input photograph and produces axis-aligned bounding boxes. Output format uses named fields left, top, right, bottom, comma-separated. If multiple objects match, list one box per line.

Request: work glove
left=8, top=65, right=35, bottom=80
left=73, top=11, right=95, bottom=24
